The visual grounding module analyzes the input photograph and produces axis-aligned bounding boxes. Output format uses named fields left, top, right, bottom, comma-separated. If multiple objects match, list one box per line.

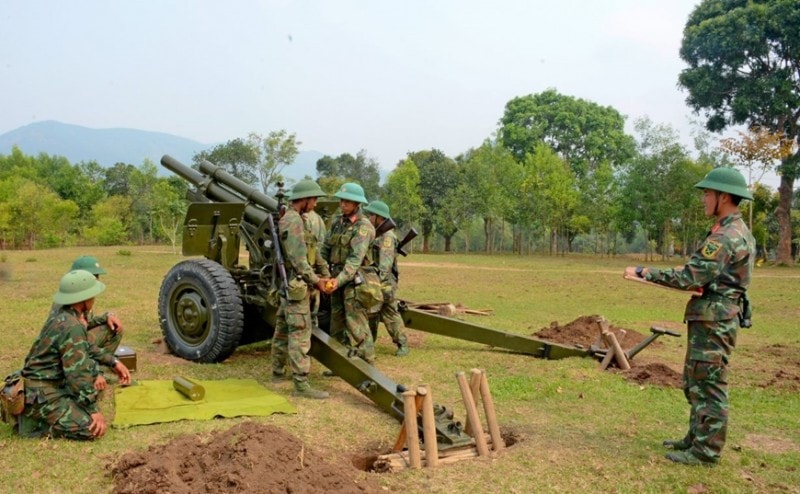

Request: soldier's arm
left=646, top=233, right=731, bottom=290
left=377, top=235, right=396, bottom=282
left=337, top=223, right=373, bottom=285
left=280, top=213, right=319, bottom=285
left=87, top=339, right=116, bottom=367
left=59, top=324, right=101, bottom=414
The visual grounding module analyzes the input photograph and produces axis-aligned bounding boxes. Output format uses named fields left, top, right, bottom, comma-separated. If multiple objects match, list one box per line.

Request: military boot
left=271, top=371, right=290, bottom=383
left=665, top=451, right=717, bottom=467
left=395, top=344, right=409, bottom=357
left=663, top=438, right=691, bottom=450
left=292, top=382, right=329, bottom=400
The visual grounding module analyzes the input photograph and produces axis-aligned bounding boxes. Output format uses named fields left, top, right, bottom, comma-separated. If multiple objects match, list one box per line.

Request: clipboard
left=623, top=274, right=702, bottom=295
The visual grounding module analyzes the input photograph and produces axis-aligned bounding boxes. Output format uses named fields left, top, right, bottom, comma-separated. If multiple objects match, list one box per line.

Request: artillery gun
left=158, top=155, right=594, bottom=448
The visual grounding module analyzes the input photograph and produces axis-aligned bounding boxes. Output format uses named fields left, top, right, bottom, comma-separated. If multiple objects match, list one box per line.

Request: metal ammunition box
left=114, top=346, right=137, bottom=372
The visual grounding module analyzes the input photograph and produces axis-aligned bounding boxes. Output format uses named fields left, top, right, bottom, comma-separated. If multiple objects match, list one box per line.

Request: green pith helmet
left=694, top=167, right=753, bottom=200
left=334, top=182, right=368, bottom=204
left=53, top=270, right=106, bottom=305
left=287, top=179, right=326, bottom=201
left=364, top=200, right=390, bottom=219
left=70, top=255, right=106, bottom=275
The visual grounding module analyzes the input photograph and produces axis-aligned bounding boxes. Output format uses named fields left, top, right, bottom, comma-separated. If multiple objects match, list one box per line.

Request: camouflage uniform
left=321, top=211, right=376, bottom=363
left=645, top=211, right=755, bottom=463
left=50, top=303, right=121, bottom=365
left=305, top=209, right=330, bottom=329
left=272, top=208, right=324, bottom=391
left=368, top=229, right=409, bottom=354
left=20, top=307, right=102, bottom=440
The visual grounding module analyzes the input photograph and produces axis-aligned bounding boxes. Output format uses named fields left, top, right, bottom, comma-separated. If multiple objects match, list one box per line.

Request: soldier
left=624, top=167, right=755, bottom=466
left=364, top=200, right=410, bottom=356
left=321, top=182, right=377, bottom=364
left=19, top=270, right=130, bottom=439
left=271, top=180, right=330, bottom=399
left=305, top=200, right=330, bottom=330
left=52, top=256, right=130, bottom=386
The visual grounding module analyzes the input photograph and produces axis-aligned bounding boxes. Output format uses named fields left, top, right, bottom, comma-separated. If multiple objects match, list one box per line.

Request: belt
left=24, top=378, right=64, bottom=389
left=699, top=292, right=740, bottom=304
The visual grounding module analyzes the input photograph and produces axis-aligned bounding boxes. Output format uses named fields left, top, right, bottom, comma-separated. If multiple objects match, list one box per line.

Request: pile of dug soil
left=108, top=421, right=380, bottom=494
left=533, top=315, right=682, bottom=388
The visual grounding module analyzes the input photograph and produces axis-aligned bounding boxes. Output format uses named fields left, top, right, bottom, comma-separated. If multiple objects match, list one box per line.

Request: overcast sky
left=2, top=1, right=733, bottom=174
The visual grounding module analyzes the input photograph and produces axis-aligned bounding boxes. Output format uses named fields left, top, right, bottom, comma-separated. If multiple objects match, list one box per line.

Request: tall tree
left=383, top=158, right=425, bottom=232
left=247, top=130, right=300, bottom=193
left=193, top=137, right=259, bottom=185
left=316, top=150, right=381, bottom=200
left=679, top=0, right=800, bottom=264
left=406, top=150, right=459, bottom=253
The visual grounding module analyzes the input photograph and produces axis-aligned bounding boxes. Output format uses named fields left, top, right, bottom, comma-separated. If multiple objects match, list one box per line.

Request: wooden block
left=479, top=370, right=504, bottom=452
left=402, top=390, right=421, bottom=468
left=456, top=371, right=489, bottom=457
left=418, top=384, right=438, bottom=467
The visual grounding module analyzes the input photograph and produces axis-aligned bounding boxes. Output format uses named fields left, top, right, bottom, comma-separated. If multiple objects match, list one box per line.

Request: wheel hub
left=175, top=291, right=209, bottom=341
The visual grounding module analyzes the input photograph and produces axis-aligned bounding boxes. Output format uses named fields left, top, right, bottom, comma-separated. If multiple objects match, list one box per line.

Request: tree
left=151, top=180, right=188, bottom=253
left=193, top=138, right=259, bottom=185
left=84, top=195, right=132, bottom=246
left=247, top=130, right=300, bottom=193
left=104, top=163, right=138, bottom=197
left=406, top=150, right=459, bottom=253
left=499, top=89, right=636, bottom=178
left=316, top=150, right=382, bottom=200
left=383, top=158, right=425, bottom=233
left=679, top=0, right=800, bottom=265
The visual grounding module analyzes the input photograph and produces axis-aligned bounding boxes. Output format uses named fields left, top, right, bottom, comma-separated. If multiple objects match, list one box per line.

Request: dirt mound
left=620, top=362, right=682, bottom=388
left=533, top=315, right=647, bottom=349
left=108, top=421, right=380, bottom=494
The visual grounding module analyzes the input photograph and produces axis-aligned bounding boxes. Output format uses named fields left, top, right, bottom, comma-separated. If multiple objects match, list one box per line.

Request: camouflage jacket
left=48, top=303, right=116, bottom=367
left=22, top=307, right=100, bottom=413
left=322, top=210, right=375, bottom=286
left=645, top=212, right=755, bottom=321
left=304, top=210, right=331, bottom=278
left=279, top=208, right=320, bottom=286
left=372, top=229, right=399, bottom=284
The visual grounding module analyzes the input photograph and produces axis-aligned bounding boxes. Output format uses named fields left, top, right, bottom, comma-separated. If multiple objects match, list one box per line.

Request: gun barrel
left=161, top=155, right=269, bottom=226
left=198, top=159, right=279, bottom=212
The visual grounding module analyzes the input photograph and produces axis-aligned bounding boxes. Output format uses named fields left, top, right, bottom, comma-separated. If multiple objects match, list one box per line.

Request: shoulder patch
left=701, top=240, right=722, bottom=259
left=358, top=225, right=369, bottom=236
left=383, top=236, right=393, bottom=248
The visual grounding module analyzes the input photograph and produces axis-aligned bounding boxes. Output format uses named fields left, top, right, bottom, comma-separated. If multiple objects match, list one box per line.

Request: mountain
left=0, top=120, right=326, bottom=181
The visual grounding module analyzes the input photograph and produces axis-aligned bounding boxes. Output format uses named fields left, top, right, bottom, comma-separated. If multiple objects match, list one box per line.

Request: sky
left=3, top=1, right=770, bottom=182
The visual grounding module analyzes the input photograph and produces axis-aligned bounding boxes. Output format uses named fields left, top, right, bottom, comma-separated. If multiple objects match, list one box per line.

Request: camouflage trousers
left=368, top=298, right=408, bottom=348
left=21, top=386, right=95, bottom=440
left=87, top=325, right=122, bottom=358
left=272, top=294, right=312, bottom=387
left=329, top=284, right=375, bottom=363
left=680, top=318, right=737, bottom=462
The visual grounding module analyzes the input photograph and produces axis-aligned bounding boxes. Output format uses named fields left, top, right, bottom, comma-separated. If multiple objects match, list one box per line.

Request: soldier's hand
left=107, top=313, right=123, bottom=334
left=89, top=412, right=107, bottom=438
left=315, top=278, right=328, bottom=293
left=94, top=375, right=108, bottom=391
left=113, top=361, right=132, bottom=386
left=324, top=278, right=339, bottom=294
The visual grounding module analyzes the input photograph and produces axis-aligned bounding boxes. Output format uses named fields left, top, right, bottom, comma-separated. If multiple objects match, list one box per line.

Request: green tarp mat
left=113, top=378, right=296, bottom=427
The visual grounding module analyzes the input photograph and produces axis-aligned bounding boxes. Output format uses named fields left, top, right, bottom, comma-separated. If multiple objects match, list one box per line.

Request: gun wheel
left=158, top=258, right=244, bottom=363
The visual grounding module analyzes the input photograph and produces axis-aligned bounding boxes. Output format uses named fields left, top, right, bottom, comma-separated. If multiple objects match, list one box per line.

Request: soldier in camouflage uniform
left=50, top=256, right=130, bottom=385
left=271, top=180, right=330, bottom=399
left=625, top=167, right=755, bottom=466
left=305, top=207, right=330, bottom=329
left=364, top=201, right=409, bottom=356
left=19, top=270, right=130, bottom=439
left=321, top=182, right=377, bottom=364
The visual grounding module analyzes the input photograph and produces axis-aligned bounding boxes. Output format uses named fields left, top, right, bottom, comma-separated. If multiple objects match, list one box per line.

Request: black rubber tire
left=158, top=258, right=244, bottom=363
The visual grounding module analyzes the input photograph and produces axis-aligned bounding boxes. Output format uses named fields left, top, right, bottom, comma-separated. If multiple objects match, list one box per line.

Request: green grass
left=1, top=247, right=798, bottom=493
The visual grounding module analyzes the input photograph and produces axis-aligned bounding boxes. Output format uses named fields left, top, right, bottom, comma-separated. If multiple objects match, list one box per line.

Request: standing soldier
left=271, top=180, right=330, bottom=399
left=19, top=270, right=130, bottom=439
left=305, top=200, right=330, bottom=330
left=321, top=183, right=377, bottom=364
left=364, top=200, right=410, bottom=356
left=625, top=167, right=755, bottom=466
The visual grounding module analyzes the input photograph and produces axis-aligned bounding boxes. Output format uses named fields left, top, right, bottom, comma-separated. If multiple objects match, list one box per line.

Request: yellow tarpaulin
left=113, top=379, right=296, bottom=428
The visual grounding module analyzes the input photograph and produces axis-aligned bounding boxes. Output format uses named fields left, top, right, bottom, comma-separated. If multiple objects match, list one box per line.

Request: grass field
left=1, top=246, right=798, bottom=493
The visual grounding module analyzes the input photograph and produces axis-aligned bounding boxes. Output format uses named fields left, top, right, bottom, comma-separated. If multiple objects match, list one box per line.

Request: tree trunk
left=423, top=234, right=430, bottom=253
left=483, top=217, right=492, bottom=253
left=775, top=174, right=794, bottom=265
left=444, top=235, right=452, bottom=252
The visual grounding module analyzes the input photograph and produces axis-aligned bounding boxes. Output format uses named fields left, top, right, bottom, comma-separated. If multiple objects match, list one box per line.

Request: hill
left=0, top=120, right=325, bottom=181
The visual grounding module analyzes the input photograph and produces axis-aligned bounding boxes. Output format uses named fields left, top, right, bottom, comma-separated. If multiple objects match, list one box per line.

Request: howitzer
left=159, top=154, right=597, bottom=450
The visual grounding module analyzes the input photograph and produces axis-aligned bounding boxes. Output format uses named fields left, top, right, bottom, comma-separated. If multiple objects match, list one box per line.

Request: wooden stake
left=464, top=369, right=483, bottom=436
left=603, top=331, right=631, bottom=370
left=418, top=385, right=438, bottom=467
left=456, top=371, right=489, bottom=457
left=402, top=390, right=422, bottom=468
left=479, top=370, right=503, bottom=451
left=393, top=392, right=424, bottom=452
left=599, top=346, right=615, bottom=370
